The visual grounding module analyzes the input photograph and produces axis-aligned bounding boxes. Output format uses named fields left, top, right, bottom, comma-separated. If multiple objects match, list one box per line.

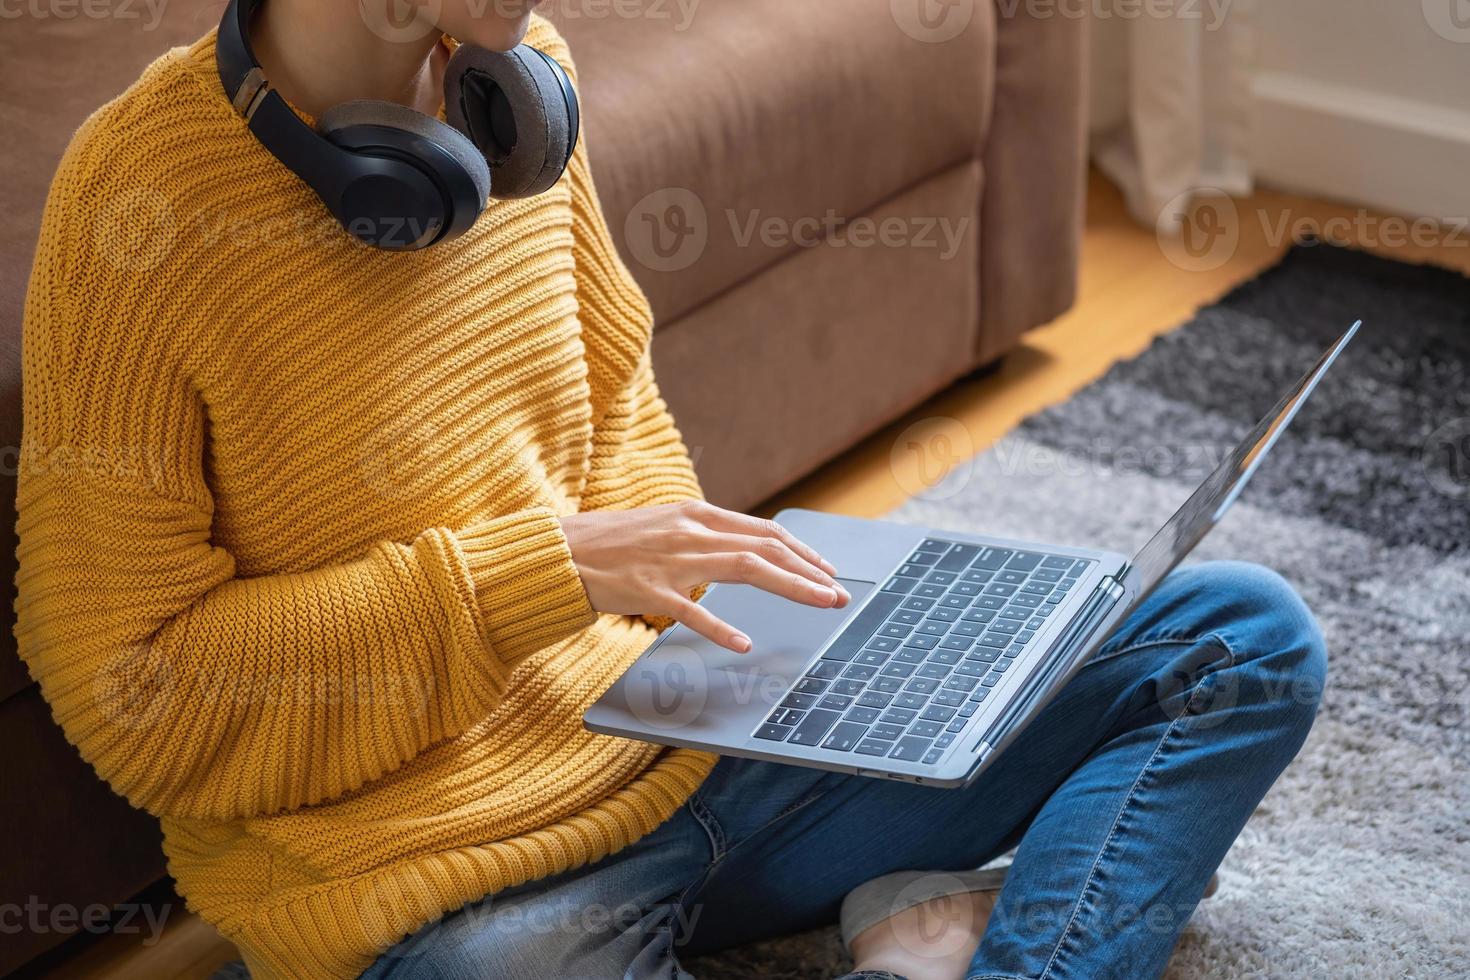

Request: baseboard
left=1252, top=71, right=1470, bottom=221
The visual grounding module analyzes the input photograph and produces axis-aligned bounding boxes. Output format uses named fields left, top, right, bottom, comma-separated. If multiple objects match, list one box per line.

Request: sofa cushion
left=553, top=0, right=994, bottom=326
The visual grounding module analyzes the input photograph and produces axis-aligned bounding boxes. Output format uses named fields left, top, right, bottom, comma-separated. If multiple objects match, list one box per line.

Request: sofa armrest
left=976, top=2, right=1089, bottom=362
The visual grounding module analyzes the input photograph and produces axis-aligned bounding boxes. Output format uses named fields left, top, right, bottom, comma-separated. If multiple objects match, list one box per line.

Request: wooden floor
left=34, top=171, right=1470, bottom=980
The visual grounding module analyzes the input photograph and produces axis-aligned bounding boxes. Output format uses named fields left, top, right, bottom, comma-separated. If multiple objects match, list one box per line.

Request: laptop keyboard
left=755, top=540, right=1091, bottom=766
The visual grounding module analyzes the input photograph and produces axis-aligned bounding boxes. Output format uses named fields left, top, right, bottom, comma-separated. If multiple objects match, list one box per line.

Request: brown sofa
left=0, top=1, right=1085, bottom=972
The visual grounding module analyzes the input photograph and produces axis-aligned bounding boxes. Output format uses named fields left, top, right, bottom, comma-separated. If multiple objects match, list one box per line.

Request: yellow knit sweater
left=15, top=19, right=716, bottom=979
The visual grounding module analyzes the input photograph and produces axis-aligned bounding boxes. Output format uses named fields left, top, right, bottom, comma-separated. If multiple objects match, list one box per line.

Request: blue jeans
left=361, top=561, right=1326, bottom=980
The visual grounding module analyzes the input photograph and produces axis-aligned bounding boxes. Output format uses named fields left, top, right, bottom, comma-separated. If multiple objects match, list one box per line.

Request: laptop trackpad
left=600, top=578, right=875, bottom=738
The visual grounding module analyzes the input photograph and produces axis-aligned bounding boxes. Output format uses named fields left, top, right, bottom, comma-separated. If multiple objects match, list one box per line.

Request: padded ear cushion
left=320, top=99, right=491, bottom=208
left=445, top=44, right=575, bottom=200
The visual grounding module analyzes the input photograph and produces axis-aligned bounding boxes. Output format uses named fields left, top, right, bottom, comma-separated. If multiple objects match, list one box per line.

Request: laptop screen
left=1122, top=321, right=1360, bottom=603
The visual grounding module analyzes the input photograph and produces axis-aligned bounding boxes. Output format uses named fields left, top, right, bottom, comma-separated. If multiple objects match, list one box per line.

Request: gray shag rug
left=691, top=244, right=1470, bottom=978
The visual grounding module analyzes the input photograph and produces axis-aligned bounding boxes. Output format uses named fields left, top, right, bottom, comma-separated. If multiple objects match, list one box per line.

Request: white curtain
left=1089, top=0, right=1258, bottom=231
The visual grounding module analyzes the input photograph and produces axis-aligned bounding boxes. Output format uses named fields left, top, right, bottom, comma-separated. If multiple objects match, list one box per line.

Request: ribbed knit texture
left=14, top=19, right=716, bottom=979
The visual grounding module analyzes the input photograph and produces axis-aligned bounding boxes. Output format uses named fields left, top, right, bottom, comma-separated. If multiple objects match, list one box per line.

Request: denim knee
left=1177, top=560, right=1328, bottom=725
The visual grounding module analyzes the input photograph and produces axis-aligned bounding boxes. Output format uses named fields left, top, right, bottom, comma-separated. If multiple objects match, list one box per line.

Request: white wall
left=1252, top=0, right=1470, bottom=220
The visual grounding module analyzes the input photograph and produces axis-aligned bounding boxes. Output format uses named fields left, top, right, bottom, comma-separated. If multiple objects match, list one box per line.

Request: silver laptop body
left=586, top=323, right=1360, bottom=788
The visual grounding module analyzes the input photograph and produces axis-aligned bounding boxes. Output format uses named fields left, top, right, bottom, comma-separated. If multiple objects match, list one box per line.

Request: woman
left=15, top=1, right=1326, bottom=977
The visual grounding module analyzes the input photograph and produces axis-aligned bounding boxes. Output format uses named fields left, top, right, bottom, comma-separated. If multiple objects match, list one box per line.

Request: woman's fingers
left=700, top=552, right=841, bottom=609
left=698, top=506, right=839, bottom=577
left=666, top=594, right=751, bottom=653
left=707, top=533, right=849, bottom=605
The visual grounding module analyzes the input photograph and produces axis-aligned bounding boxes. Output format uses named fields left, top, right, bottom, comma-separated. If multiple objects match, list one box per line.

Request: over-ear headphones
left=216, top=0, right=580, bottom=251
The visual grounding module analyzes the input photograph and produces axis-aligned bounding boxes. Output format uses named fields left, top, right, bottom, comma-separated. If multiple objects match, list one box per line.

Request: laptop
left=586, top=322, right=1360, bottom=787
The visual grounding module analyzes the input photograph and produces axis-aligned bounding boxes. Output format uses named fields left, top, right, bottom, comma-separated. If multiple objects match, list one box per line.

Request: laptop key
left=781, top=692, right=817, bottom=709
left=890, top=736, right=934, bottom=762
left=843, top=664, right=877, bottom=681
left=974, top=595, right=1007, bottom=611
left=952, top=621, right=983, bottom=636
left=928, top=606, right=960, bottom=622
left=895, top=691, right=928, bottom=710
left=756, top=723, right=793, bottom=741
left=1006, top=551, right=1043, bottom=572
left=971, top=547, right=1012, bottom=571
left=923, top=748, right=945, bottom=765
left=808, top=661, right=843, bottom=680
left=924, top=570, right=957, bottom=586
left=903, top=634, right=939, bottom=651
left=1041, top=556, right=1073, bottom=569
left=935, top=733, right=956, bottom=748
left=856, top=649, right=889, bottom=667
left=917, top=621, right=947, bottom=636
left=1033, top=568, right=1064, bottom=583
left=831, top=678, right=865, bottom=696
left=881, top=623, right=912, bottom=639
left=945, top=717, right=968, bottom=733
left=868, top=635, right=901, bottom=651
left=855, top=738, right=892, bottom=757
left=881, top=707, right=918, bottom=725
left=944, top=674, right=980, bottom=692
left=933, top=690, right=965, bottom=707
left=907, top=550, right=940, bottom=565
left=894, top=609, right=923, bottom=625
left=937, top=545, right=980, bottom=571
left=961, top=569, right=994, bottom=583
left=822, top=721, right=868, bottom=752
left=915, top=584, right=946, bottom=599
left=881, top=662, right=917, bottom=679
left=795, top=677, right=829, bottom=695
left=882, top=576, right=920, bottom=595
left=928, top=648, right=962, bottom=665
left=984, top=583, right=1017, bottom=597
left=940, top=635, right=973, bottom=651
left=920, top=704, right=956, bottom=722
left=909, top=721, right=943, bottom=738
left=1022, top=582, right=1051, bottom=596
left=898, top=563, right=928, bottom=578
left=819, top=694, right=855, bottom=710
left=919, top=538, right=950, bottom=552
left=906, top=677, right=941, bottom=694
left=989, top=619, right=1021, bottom=635
left=787, top=709, right=842, bottom=746
left=903, top=597, right=935, bottom=612
left=845, top=706, right=881, bottom=725
left=870, top=722, right=905, bottom=740
left=958, top=702, right=978, bottom=717
left=871, top=676, right=904, bottom=694
left=940, top=595, right=969, bottom=610
left=950, top=582, right=981, bottom=597
left=997, top=570, right=1027, bottom=585
left=857, top=691, right=893, bottom=709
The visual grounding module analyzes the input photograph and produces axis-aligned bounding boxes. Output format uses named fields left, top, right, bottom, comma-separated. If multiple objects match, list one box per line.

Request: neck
left=251, top=0, right=446, bottom=120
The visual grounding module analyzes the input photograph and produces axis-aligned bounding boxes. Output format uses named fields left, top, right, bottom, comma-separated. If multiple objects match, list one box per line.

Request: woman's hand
left=559, top=501, right=850, bottom=653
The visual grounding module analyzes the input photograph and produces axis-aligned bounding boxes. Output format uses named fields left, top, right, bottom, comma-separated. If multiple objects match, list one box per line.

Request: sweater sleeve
left=13, top=149, right=595, bottom=823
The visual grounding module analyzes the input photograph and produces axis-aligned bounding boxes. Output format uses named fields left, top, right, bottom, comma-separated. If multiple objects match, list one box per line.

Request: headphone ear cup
left=445, top=44, right=578, bottom=200
left=320, top=100, right=491, bottom=209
